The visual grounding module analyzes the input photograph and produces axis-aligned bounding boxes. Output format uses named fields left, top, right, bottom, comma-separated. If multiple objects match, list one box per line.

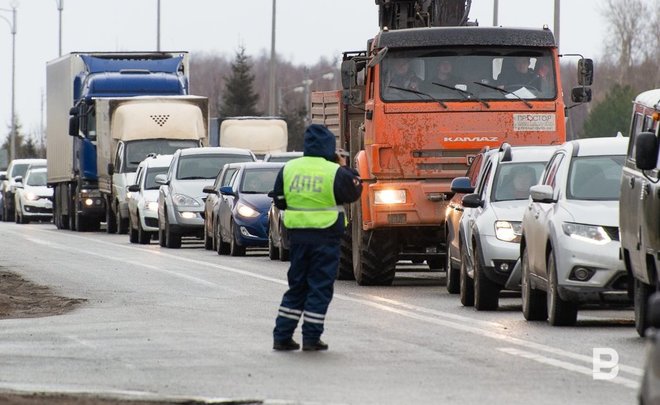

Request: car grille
left=603, top=226, right=619, bottom=241
left=24, top=206, right=52, bottom=214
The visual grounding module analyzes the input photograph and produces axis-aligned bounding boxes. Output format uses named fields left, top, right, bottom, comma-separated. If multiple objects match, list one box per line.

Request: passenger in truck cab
left=385, top=58, right=422, bottom=95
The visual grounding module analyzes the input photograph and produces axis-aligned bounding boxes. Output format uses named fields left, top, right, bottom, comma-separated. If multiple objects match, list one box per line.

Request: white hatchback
left=127, top=154, right=173, bottom=244
left=13, top=167, right=53, bottom=224
left=520, top=137, right=630, bottom=326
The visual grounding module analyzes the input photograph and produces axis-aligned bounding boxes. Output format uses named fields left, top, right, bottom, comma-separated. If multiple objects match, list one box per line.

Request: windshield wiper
left=388, top=85, right=447, bottom=109
left=432, top=82, right=490, bottom=108
left=178, top=176, right=208, bottom=180
left=472, top=82, right=533, bottom=109
left=240, top=191, right=263, bottom=194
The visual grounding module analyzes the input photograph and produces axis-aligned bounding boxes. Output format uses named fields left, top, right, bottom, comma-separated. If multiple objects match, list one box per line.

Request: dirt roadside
left=0, top=270, right=258, bottom=405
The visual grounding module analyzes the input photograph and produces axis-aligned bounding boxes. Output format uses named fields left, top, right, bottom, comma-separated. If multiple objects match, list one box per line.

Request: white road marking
left=13, top=229, right=645, bottom=388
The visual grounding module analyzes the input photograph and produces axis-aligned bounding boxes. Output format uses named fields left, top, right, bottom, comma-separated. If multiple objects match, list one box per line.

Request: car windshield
left=26, top=171, right=47, bottom=186
left=124, top=140, right=199, bottom=172
left=492, top=162, right=545, bottom=201
left=381, top=47, right=556, bottom=102
left=240, top=168, right=280, bottom=194
left=177, top=154, right=254, bottom=180
left=145, top=167, right=169, bottom=190
left=567, top=155, right=625, bottom=200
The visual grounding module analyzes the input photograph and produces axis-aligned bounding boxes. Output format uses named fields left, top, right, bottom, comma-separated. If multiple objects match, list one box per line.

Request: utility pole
left=493, top=0, right=498, bottom=26
left=156, top=0, right=161, bottom=51
left=56, top=0, right=63, bottom=56
left=268, top=0, right=277, bottom=116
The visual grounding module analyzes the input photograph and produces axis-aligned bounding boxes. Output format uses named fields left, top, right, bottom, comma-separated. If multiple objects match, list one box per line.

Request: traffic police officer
left=271, top=124, right=362, bottom=351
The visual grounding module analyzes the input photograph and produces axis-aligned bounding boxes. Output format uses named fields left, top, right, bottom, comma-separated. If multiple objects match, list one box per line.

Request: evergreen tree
left=580, top=84, right=636, bottom=138
left=219, top=46, right=260, bottom=117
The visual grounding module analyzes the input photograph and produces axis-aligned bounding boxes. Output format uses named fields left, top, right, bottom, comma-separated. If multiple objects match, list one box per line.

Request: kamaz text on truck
left=315, top=25, right=593, bottom=285
left=47, top=52, right=191, bottom=232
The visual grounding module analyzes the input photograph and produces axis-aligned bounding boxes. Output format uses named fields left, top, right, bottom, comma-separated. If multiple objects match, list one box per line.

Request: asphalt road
left=0, top=222, right=645, bottom=404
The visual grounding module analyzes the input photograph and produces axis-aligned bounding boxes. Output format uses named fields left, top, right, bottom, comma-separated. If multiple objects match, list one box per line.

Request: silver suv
left=620, top=88, right=660, bottom=336
left=156, top=147, right=256, bottom=248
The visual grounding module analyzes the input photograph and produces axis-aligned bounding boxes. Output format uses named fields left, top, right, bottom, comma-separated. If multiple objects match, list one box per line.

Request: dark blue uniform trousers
left=273, top=241, right=340, bottom=343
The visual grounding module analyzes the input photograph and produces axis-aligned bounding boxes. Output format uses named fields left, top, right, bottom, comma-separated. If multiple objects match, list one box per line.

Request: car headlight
left=126, top=192, right=133, bottom=199
left=562, top=222, right=611, bottom=245
left=374, top=189, right=406, bottom=205
left=237, top=202, right=259, bottom=218
left=25, top=192, right=39, bottom=201
left=146, top=201, right=159, bottom=211
left=495, top=220, right=522, bottom=243
left=173, top=193, right=201, bottom=207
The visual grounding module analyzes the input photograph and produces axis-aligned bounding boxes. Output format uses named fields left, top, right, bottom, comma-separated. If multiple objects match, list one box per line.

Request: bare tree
left=600, top=0, right=650, bottom=73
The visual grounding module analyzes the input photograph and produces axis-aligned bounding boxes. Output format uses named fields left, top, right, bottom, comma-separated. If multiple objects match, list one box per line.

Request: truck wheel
left=106, top=200, right=117, bottom=234
left=353, top=229, right=398, bottom=286
left=337, top=226, right=355, bottom=280
left=546, top=249, right=577, bottom=326
left=473, top=245, right=500, bottom=311
left=427, top=257, right=444, bottom=271
left=229, top=221, right=246, bottom=257
left=634, top=278, right=652, bottom=337
left=521, top=245, right=547, bottom=321
left=459, top=244, right=474, bottom=307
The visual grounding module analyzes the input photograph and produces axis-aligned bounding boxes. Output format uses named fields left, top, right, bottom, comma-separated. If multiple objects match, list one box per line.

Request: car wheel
left=521, top=245, right=547, bottom=321
left=164, top=206, right=181, bottom=248
left=158, top=214, right=166, bottom=247
left=106, top=199, right=117, bottom=234
left=446, top=233, right=460, bottom=294
left=473, top=244, right=499, bottom=311
left=216, top=221, right=230, bottom=255
left=116, top=204, right=128, bottom=235
left=459, top=244, right=474, bottom=307
left=634, top=278, right=653, bottom=337
left=268, top=231, right=279, bottom=260
left=546, top=249, right=578, bottom=326
left=14, top=207, right=20, bottom=224
left=137, top=212, right=150, bottom=244
left=129, top=218, right=139, bottom=243
left=204, top=220, right=213, bottom=250
left=278, top=236, right=290, bottom=262
left=229, top=221, right=246, bottom=256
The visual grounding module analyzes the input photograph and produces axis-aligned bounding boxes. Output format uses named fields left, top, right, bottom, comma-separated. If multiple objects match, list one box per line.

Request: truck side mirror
left=107, top=163, right=114, bottom=176
left=368, top=47, right=388, bottom=68
left=635, top=132, right=659, bottom=171
left=68, top=116, right=80, bottom=137
left=571, top=87, right=592, bottom=103
left=577, top=58, right=594, bottom=86
left=341, top=59, right=357, bottom=90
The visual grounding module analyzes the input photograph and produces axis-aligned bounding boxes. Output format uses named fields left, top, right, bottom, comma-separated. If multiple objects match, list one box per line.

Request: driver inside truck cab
left=384, top=58, right=422, bottom=97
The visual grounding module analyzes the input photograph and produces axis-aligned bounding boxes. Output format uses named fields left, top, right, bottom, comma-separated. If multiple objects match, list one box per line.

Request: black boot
left=273, top=338, right=300, bottom=351
left=302, top=339, right=328, bottom=351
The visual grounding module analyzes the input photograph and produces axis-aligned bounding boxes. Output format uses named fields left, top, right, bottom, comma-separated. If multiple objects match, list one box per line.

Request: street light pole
left=0, top=3, right=17, bottom=162
left=56, top=0, right=63, bottom=56
left=268, top=0, right=277, bottom=116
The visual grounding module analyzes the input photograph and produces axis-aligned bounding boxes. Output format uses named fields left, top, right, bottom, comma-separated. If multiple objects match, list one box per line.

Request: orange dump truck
left=312, top=26, right=592, bottom=285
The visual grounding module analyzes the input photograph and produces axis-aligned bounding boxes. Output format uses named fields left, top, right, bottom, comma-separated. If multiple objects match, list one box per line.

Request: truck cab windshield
left=381, top=47, right=556, bottom=102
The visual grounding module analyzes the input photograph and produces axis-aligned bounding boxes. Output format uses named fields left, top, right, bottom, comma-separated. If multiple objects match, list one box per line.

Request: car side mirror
left=127, top=184, right=140, bottom=193
left=13, top=176, right=22, bottom=184
left=219, top=186, right=236, bottom=196
left=450, top=176, right=474, bottom=194
left=635, top=132, right=659, bottom=171
left=154, top=174, right=168, bottom=185
left=648, top=293, right=660, bottom=330
left=461, top=193, right=483, bottom=208
left=0, top=174, right=7, bottom=181
left=203, top=185, right=218, bottom=195
left=530, top=184, right=555, bottom=203
left=571, top=87, right=592, bottom=103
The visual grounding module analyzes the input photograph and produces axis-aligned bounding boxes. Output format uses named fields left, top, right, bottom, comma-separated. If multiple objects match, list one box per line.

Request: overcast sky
left=0, top=0, right=616, bottom=143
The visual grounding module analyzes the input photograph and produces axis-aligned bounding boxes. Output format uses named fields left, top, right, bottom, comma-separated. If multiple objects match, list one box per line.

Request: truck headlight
left=147, top=201, right=159, bottom=211
left=495, top=221, right=522, bottom=243
left=173, top=193, right=200, bottom=207
left=374, top=189, right=406, bottom=205
left=237, top=202, right=259, bottom=218
left=562, top=222, right=611, bottom=245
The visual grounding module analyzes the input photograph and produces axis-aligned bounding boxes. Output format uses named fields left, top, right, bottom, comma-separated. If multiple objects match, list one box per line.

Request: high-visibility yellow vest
left=283, top=156, right=339, bottom=229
